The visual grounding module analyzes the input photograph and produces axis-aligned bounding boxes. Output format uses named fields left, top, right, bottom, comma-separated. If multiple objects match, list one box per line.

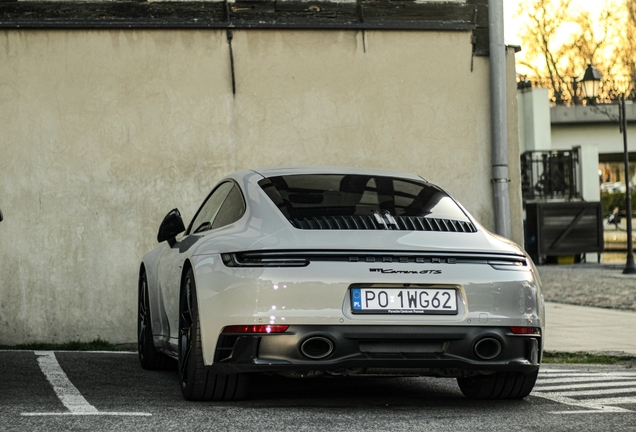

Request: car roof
left=250, top=166, right=427, bottom=182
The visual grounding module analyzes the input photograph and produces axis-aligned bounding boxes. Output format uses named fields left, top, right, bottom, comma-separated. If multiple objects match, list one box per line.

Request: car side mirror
left=157, top=208, right=185, bottom=244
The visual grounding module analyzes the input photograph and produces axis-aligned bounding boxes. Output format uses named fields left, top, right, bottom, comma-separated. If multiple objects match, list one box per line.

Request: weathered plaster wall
left=0, top=29, right=520, bottom=344
left=517, top=88, right=552, bottom=153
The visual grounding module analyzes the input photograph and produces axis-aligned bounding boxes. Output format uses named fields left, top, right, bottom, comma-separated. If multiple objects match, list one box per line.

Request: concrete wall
left=0, top=29, right=521, bottom=345
left=517, top=87, right=552, bottom=153
left=551, top=123, right=636, bottom=156
left=552, top=122, right=636, bottom=202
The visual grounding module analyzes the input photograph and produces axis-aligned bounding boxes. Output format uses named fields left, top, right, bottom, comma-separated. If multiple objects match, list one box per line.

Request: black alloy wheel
left=178, top=268, right=247, bottom=401
left=138, top=271, right=174, bottom=370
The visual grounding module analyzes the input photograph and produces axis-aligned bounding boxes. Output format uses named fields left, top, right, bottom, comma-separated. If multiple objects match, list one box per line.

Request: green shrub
left=601, top=191, right=636, bottom=216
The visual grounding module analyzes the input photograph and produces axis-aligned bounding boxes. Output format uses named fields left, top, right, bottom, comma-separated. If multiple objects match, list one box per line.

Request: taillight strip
left=222, top=325, right=289, bottom=334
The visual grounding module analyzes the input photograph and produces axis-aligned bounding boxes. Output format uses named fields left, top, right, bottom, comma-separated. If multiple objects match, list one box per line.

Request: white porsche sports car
left=138, top=167, right=544, bottom=401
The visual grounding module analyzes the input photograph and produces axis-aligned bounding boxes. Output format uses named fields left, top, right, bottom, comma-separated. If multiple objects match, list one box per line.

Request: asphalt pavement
left=3, top=351, right=636, bottom=431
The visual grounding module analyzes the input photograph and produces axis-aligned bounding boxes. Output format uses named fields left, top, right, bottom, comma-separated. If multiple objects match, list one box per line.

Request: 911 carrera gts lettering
left=369, top=268, right=442, bottom=274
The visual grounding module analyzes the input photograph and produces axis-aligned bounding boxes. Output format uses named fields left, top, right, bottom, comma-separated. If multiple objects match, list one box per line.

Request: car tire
left=179, top=268, right=247, bottom=401
left=456, top=370, right=539, bottom=400
left=138, top=271, right=175, bottom=370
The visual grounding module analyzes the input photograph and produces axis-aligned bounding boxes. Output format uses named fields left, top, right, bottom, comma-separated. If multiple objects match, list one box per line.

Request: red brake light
left=510, top=327, right=540, bottom=335
left=222, top=325, right=289, bottom=334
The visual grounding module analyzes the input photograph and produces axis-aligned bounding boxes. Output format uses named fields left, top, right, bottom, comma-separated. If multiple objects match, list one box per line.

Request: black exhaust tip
left=300, top=336, right=334, bottom=359
left=474, top=337, right=502, bottom=360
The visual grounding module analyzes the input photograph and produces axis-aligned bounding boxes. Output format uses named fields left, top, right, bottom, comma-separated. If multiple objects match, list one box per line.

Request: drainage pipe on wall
left=488, top=0, right=512, bottom=239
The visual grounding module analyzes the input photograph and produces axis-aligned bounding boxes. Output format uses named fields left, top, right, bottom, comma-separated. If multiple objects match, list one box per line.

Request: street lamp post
left=579, top=64, right=636, bottom=274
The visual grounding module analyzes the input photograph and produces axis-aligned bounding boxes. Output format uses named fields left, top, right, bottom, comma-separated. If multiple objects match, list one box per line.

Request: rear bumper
left=210, top=325, right=541, bottom=376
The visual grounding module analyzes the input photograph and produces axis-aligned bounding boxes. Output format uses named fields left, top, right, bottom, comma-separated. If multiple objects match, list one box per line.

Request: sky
left=503, top=0, right=525, bottom=45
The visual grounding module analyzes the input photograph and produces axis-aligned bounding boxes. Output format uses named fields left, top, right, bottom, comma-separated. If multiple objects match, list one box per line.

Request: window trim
left=185, top=180, right=246, bottom=236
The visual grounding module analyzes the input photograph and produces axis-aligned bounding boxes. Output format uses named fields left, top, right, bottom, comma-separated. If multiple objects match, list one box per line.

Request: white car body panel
left=191, top=257, right=542, bottom=365
left=140, top=167, right=544, bottom=377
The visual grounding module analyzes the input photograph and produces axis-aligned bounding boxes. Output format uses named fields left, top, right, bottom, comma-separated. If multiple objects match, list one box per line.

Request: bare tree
left=616, top=0, right=636, bottom=96
left=515, top=0, right=636, bottom=103
left=516, top=0, right=574, bottom=103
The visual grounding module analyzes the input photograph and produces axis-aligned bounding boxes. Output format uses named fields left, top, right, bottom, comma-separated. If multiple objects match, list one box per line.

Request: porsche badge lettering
left=369, top=268, right=442, bottom=274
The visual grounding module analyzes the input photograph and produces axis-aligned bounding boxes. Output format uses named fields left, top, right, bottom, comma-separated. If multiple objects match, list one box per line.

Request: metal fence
left=521, top=149, right=581, bottom=202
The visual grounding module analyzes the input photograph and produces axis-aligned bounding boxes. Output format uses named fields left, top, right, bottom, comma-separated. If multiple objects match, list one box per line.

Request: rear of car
left=188, top=169, right=543, bottom=399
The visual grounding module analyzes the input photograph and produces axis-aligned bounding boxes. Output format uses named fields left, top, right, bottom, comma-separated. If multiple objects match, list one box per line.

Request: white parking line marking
left=22, top=412, right=152, bottom=417
left=537, top=376, right=636, bottom=385
left=0, top=350, right=136, bottom=354
left=582, top=396, right=636, bottom=405
left=33, top=351, right=98, bottom=414
left=532, top=370, right=636, bottom=413
left=542, top=387, right=636, bottom=397
left=21, top=351, right=151, bottom=417
left=533, top=393, right=632, bottom=413
left=548, top=409, right=628, bottom=414
left=539, top=372, right=636, bottom=378
left=534, top=381, right=636, bottom=392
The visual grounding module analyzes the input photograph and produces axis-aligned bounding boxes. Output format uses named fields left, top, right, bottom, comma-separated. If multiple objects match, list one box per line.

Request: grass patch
left=0, top=338, right=129, bottom=351
left=543, top=351, right=636, bottom=364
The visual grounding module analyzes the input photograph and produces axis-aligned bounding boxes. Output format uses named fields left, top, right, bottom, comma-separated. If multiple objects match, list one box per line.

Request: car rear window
left=258, top=174, right=471, bottom=223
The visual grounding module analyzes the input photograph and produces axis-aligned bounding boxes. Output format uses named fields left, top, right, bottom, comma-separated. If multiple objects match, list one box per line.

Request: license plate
left=350, top=287, right=458, bottom=315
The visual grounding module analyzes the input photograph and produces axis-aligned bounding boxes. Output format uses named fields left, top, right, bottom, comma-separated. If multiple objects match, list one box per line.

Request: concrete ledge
left=551, top=103, right=636, bottom=125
